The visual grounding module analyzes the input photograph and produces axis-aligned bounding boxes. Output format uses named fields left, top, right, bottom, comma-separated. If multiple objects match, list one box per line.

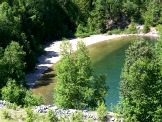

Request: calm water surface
left=89, top=37, right=132, bottom=108
left=32, top=36, right=154, bottom=108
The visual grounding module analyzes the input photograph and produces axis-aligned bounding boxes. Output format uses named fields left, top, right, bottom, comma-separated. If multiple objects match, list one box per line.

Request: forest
left=0, top=0, right=162, bottom=121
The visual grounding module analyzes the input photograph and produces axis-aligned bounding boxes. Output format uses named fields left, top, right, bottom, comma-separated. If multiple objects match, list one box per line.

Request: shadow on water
left=38, top=51, right=59, bottom=65
left=45, top=51, right=59, bottom=58
left=34, top=68, right=56, bottom=88
left=32, top=67, right=56, bottom=104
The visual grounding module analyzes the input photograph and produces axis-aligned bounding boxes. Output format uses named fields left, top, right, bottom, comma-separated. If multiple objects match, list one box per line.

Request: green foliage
left=0, top=1, right=162, bottom=118
left=7, top=102, right=18, bottom=110
left=143, top=22, right=150, bottom=33
left=156, top=24, right=162, bottom=36
left=0, top=0, right=79, bottom=72
left=1, top=79, right=42, bottom=107
left=122, top=1, right=138, bottom=20
left=54, top=41, right=76, bottom=108
left=152, top=106, right=162, bottom=122
left=107, top=31, right=112, bottom=35
left=1, top=79, right=26, bottom=105
left=0, top=0, right=161, bottom=74
left=125, top=22, right=137, bottom=34
left=47, top=109, right=58, bottom=122
left=70, top=112, right=83, bottom=122
left=2, top=109, right=11, bottom=119
left=55, top=41, right=107, bottom=109
left=87, top=0, right=107, bottom=33
left=73, top=0, right=92, bottom=22
left=96, top=102, right=107, bottom=122
left=143, top=1, right=162, bottom=26
left=25, top=108, right=35, bottom=122
left=0, top=41, right=26, bottom=87
left=0, top=2, right=20, bottom=47
left=75, top=24, right=89, bottom=37
left=75, top=0, right=162, bottom=35
left=24, top=91, right=43, bottom=107
left=0, top=0, right=161, bottom=81
left=120, top=39, right=162, bottom=121
left=109, top=29, right=123, bottom=35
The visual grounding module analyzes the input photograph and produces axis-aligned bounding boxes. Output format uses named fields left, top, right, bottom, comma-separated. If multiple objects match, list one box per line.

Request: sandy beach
left=26, top=33, right=159, bottom=86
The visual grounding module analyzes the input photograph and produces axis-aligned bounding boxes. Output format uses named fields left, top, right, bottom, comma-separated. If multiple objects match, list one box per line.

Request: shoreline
left=26, top=33, right=159, bottom=86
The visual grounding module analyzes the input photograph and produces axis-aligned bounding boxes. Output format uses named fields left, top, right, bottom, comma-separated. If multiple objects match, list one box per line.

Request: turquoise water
left=88, top=36, right=137, bottom=108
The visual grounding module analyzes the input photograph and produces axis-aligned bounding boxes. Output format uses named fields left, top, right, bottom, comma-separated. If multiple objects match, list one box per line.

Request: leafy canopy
left=120, top=39, right=162, bottom=122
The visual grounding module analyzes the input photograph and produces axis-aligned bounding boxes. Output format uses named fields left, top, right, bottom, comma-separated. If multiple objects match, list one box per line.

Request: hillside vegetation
left=0, top=0, right=162, bottom=122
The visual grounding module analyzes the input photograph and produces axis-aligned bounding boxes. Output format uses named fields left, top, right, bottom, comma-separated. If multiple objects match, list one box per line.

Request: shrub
left=110, top=29, right=123, bottom=34
left=7, top=103, right=18, bottom=110
left=156, top=24, right=162, bottom=36
left=55, top=41, right=107, bottom=109
left=125, top=22, right=137, bottom=34
left=1, top=79, right=42, bottom=107
left=47, top=109, right=58, bottom=122
left=1, top=79, right=26, bottom=105
left=0, top=41, right=26, bottom=86
left=2, top=109, right=11, bottom=119
left=75, top=24, right=88, bottom=36
left=70, top=112, right=83, bottom=122
left=25, top=108, right=35, bottom=122
left=97, top=102, right=107, bottom=122
left=24, top=91, right=43, bottom=107
left=86, top=118, right=94, bottom=122
left=107, top=31, right=112, bottom=35
left=120, top=39, right=162, bottom=121
left=143, top=22, right=150, bottom=33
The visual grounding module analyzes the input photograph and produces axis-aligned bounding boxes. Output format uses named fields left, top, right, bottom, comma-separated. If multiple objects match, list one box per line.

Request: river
left=32, top=36, right=156, bottom=109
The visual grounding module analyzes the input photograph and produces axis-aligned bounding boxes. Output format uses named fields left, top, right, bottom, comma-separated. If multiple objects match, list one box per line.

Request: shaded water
left=32, top=36, right=155, bottom=107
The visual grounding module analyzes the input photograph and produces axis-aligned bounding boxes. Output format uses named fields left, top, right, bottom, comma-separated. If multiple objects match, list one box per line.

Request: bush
left=120, top=39, right=162, bottom=121
left=107, top=31, right=112, bottom=35
left=2, top=79, right=42, bottom=107
left=25, top=108, right=35, bottom=122
left=75, top=32, right=91, bottom=38
left=2, top=109, right=11, bottom=119
left=156, top=24, right=162, bottom=36
left=55, top=41, right=107, bottom=109
left=0, top=41, right=26, bottom=86
left=70, top=112, right=83, bottom=122
left=110, top=29, right=123, bottom=34
left=125, top=22, right=137, bottom=34
left=1, top=79, right=26, bottom=105
left=97, top=102, right=107, bottom=122
left=7, top=103, right=18, bottom=110
left=24, top=91, right=43, bottom=107
left=143, top=1, right=161, bottom=26
left=47, top=109, right=58, bottom=122
left=143, top=22, right=150, bottom=33
left=75, top=24, right=87, bottom=36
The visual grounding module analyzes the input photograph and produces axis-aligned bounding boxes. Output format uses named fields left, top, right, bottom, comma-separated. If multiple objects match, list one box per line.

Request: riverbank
left=25, top=32, right=159, bottom=86
left=0, top=100, right=122, bottom=122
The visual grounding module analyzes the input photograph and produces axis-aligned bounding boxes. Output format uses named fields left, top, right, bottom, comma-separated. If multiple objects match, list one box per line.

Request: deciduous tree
left=55, top=41, right=107, bottom=109
left=120, top=39, right=162, bottom=121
